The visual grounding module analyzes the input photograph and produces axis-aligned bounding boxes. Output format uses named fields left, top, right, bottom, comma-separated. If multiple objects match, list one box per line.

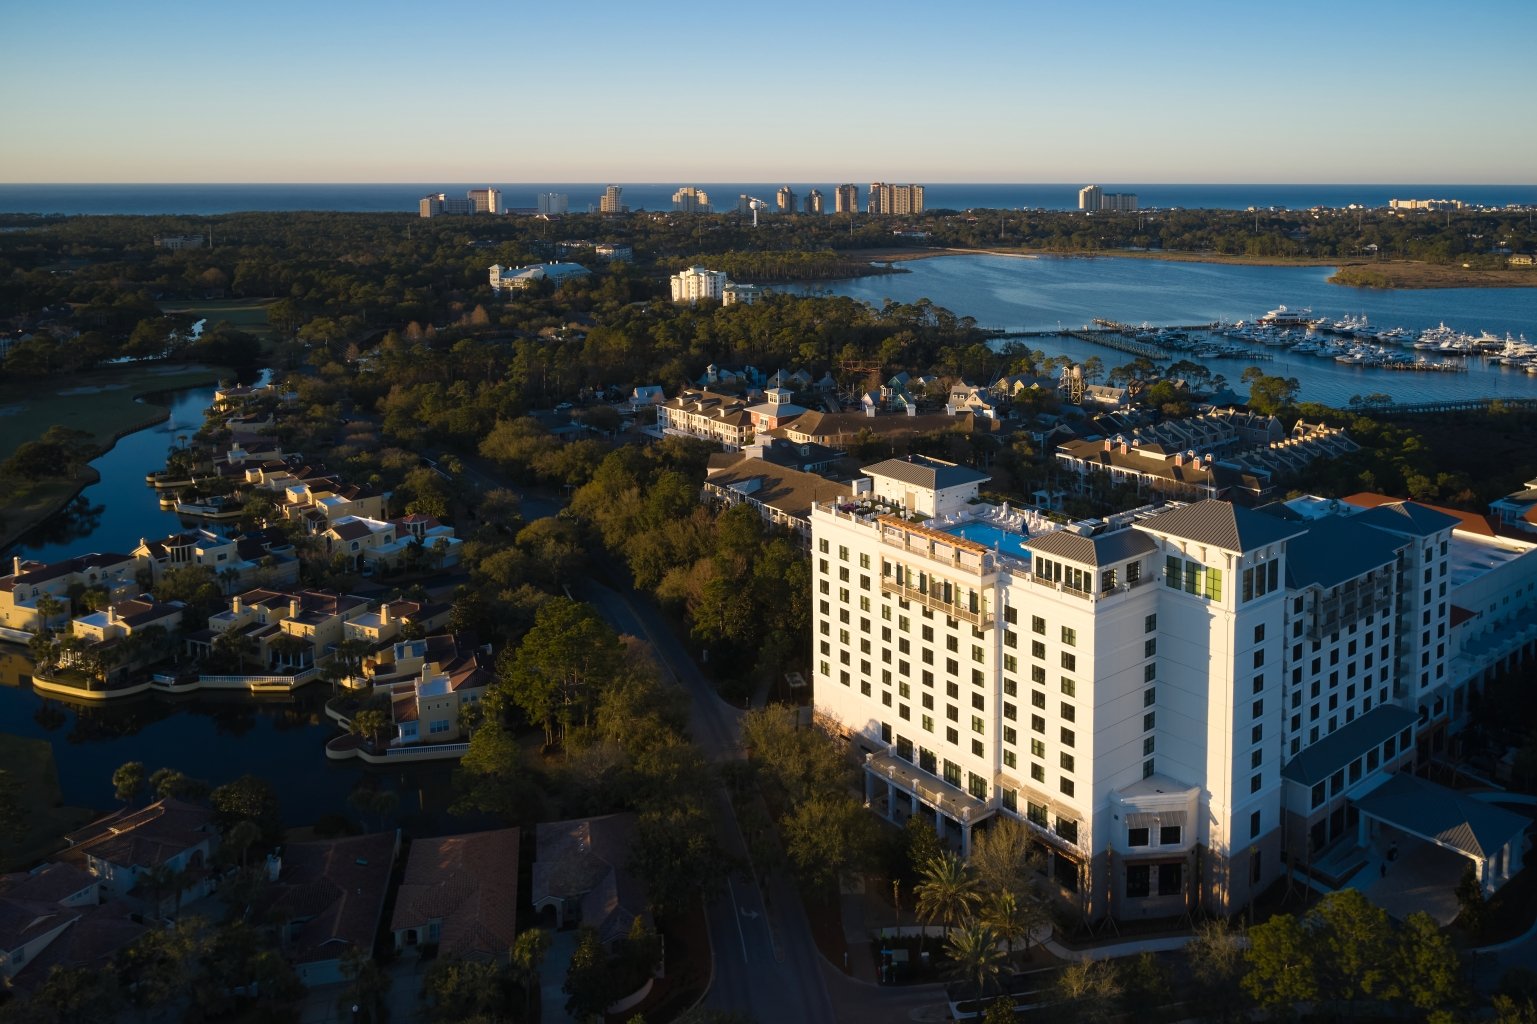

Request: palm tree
left=511, top=927, right=550, bottom=1018
left=946, top=922, right=1008, bottom=1014
left=914, top=851, right=981, bottom=945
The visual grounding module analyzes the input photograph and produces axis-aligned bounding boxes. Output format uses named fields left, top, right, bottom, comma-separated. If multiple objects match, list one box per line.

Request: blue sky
left=4, top=0, right=1534, bottom=183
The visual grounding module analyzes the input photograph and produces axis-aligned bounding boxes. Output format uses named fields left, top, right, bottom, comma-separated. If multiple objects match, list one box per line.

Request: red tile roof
left=390, top=829, right=519, bottom=960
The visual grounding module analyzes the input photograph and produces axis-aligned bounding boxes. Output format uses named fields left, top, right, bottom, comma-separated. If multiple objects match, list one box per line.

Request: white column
left=885, top=780, right=896, bottom=822
left=961, top=821, right=973, bottom=859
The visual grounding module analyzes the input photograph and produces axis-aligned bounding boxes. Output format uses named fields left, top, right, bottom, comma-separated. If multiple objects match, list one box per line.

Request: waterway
left=805, top=254, right=1537, bottom=408
left=0, top=378, right=460, bottom=830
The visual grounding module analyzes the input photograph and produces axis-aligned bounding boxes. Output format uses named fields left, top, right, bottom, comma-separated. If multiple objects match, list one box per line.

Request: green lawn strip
left=0, top=733, right=100, bottom=871
left=161, top=297, right=279, bottom=341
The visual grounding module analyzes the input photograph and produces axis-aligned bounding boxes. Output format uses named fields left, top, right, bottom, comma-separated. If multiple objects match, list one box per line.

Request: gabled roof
left=533, top=813, right=648, bottom=945
left=1353, top=772, right=1529, bottom=860
left=862, top=455, right=989, bottom=491
left=1024, top=527, right=1157, bottom=568
left=1140, top=499, right=1306, bottom=552
left=390, top=829, right=519, bottom=960
left=61, top=798, right=215, bottom=871
left=1283, top=516, right=1404, bottom=590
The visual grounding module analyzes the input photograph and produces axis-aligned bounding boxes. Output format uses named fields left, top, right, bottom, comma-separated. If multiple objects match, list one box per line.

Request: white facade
left=812, top=482, right=1537, bottom=921
left=672, top=186, right=710, bottom=213
left=670, top=265, right=728, bottom=304
left=537, top=192, right=569, bottom=215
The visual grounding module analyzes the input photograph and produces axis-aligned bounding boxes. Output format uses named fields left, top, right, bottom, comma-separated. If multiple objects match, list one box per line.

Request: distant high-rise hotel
left=777, top=186, right=798, bottom=215
left=867, top=182, right=924, bottom=215
left=1079, top=185, right=1138, bottom=212
left=672, top=186, right=711, bottom=213
left=600, top=185, right=625, bottom=214
left=419, top=192, right=478, bottom=218
left=537, top=192, right=569, bottom=216
left=467, top=188, right=503, bottom=215
left=804, top=189, right=824, bottom=215
left=835, top=184, right=859, bottom=214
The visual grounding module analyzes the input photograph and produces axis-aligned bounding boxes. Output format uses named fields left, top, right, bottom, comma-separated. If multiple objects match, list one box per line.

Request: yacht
left=1258, top=305, right=1319, bottom=328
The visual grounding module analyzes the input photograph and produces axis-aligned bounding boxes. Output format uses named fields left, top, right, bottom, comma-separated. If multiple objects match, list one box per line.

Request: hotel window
left=1003, top=725, right=1016, bottom=745
left=1143, top=712, right=1156, bottom=731
left=922, top=693, right=933, bottom=710
left=1061, top=626, right=1077, bottom=647
left=1061, top=652, right=1076, bottom=671
left=1061, top=728, right=1075, bottom=748
left=1031, top=665, right=1046, bottom=684
left=1003, top=702, right=1016, bottom=720
left=1144, top=638, right=1157, bottom=658
left=946, top=705, right=958, bottom=722
left=1128, top=827, right=1149, bottom=847
left=1004, top=606, right=1017, bottom=625
left=1059, top=778, right=1074, bottom=797
left=859, top=553, right=870, bottom=569
left=1060, top=752, right=1074, bottom=772
left=1031, top=615, right=1046, bottom=634
left=1145, top=613, right=1157, bottom=633
left=1030, top=738, right=1045, bottom=757
left=972, top=739, right=984, bottom=757
left=1060, top=678, right=1076, bottom=697
left=1061, top=702, right=1075, bottom=722
left=971, top=716, right=984, bottom=735
left=1031, top=641, right=1046, bottom=659
left=1144, top=663, right=1157, bottom=683
left=971, top=693, right=985, bottom=710
left=1144, top=687, right=1156, bottom=706
left=1143, top=736, right=1155, bottom=755
left=1003, top=750, right=1016, bottom=768
left=1031, top=714, right=1045, bottom=734
left=1031, top=763, right=1045, bottom=782
left=1031, top=690, right=1046, bottom=709
left=1003, top=655, right=1017, bottom=673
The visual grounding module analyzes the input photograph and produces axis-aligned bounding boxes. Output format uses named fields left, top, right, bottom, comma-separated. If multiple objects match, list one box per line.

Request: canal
left=1, top=379, right=462, bottom=830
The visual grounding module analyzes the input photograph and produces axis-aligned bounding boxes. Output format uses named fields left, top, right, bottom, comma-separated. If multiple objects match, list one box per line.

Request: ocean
left=2, top=183, right=1535, bottom=217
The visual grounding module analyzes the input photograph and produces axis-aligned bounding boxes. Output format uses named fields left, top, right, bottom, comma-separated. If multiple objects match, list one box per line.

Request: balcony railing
left=879, top=578, right=992, bottom=627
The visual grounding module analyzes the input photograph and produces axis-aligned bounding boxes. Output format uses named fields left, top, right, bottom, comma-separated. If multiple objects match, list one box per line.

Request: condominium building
left=1079, top=185, right=1138, bottom=212
left=1389, top=198, right=1465, bottom=212
left=835, top=184, right=859, bottom=214
left=813, top=466, right=1534, bottom=922
left=672, top=186, right=711, bottom=213
left=467, top=188, right=503, bottom=215
left=599, top=185, right=625, bottom=214
left=670, top=265, right=729, bottom=304
left=777, top=186, right=798, bottom=215
left=867, top=183, right=924, bottom=215
left=537, top=192, right=569, bottom=215
left=419, top=193, right=476, bottom=218
left=804, top=189, right=824, bottom=215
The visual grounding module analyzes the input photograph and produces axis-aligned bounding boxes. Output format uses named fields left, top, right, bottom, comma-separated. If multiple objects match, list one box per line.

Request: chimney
left=1103, top=438, right=1112, bottom=451
left=1174, top=452, right=1185, bottom=466
left=232, top=594, right=243, bottom=614
left=1119, top=440, right=1130, bottom=454
left=108, top=605, right=119, bottom=624
left=380, top=602, right=391, bottom=625
left=289, top=598, right=301, bottom=619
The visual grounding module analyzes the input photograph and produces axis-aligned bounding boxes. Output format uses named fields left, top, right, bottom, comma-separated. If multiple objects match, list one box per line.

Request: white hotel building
left=812, top=457, right=1533, bottom=921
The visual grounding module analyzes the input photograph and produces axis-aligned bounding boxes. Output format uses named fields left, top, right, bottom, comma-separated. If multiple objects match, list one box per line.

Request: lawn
left=160, top=297, right=279, bottom=342
left=0, top=733, right=100, bottom=871
left=0, top=361, right=224, bottom=551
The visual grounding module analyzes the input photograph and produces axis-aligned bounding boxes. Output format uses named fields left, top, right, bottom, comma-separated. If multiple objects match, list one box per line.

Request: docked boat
left=1258, top=305, right=1320, bottom=328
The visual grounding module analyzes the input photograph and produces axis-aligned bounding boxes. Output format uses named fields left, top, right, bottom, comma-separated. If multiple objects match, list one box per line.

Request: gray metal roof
left=1280, top=705, right=1416, bottom=786
left=862, top=455, right=990, bottom=490
left=1284, top=516, right=1405, bottom=590
left=1140, top=499, right=1307, bottom=552
left=1025, top=527, right=1158, bottom=568
left=1351, top=501, right=1461, bottom=539
left=1353, top=772, right=1528, bottom=859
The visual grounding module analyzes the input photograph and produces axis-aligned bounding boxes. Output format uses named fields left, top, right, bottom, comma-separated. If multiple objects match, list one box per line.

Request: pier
left=990, top=319, right=1222, bottom=361
left=1360, top=397, right=1537, bottom=417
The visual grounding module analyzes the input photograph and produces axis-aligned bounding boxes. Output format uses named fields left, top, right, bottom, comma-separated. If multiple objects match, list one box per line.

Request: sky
left=3, top=0, right=1535, bottom=184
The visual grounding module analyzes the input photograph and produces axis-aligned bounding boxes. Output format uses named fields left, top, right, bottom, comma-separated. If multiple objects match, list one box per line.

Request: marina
left=807, top=254, right=1537, bottom=407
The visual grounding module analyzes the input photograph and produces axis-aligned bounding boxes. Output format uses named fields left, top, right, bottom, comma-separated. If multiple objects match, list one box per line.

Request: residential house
left=190, top=588, right=371, bottom=675
left=263, top=831, right=399, bottom=987
left=388, top=636, right=494, bottom=747
left=59, top=799, right=219, bottom=917
left=532, top=814, right=652, bottom=945
left=391, top=829, right=520, bottom=960
left=369, top=515, right=463, bottom=573
left=0, top=552, right=141, bottom=635
left=630, top=385, right=664, bottom=410
left=0, top=863, right=102, bottom=983
left=343, top=599, right=453, bottom=653
left=0, top=899, right=143, bottom=994
left=945, top=383, right=999, bottom=419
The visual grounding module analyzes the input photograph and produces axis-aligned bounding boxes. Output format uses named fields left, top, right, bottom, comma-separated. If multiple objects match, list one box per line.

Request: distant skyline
left=4, top=0, right=1535, bottom=184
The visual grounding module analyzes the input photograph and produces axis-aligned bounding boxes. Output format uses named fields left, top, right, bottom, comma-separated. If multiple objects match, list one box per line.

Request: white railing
left=384, top=742, right=469, bottom=759
left=198, top=666, right=321, bottom=686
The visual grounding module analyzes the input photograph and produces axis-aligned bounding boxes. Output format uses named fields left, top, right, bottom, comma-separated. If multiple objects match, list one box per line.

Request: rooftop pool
left=944, top=521, right=1033, bottom=561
